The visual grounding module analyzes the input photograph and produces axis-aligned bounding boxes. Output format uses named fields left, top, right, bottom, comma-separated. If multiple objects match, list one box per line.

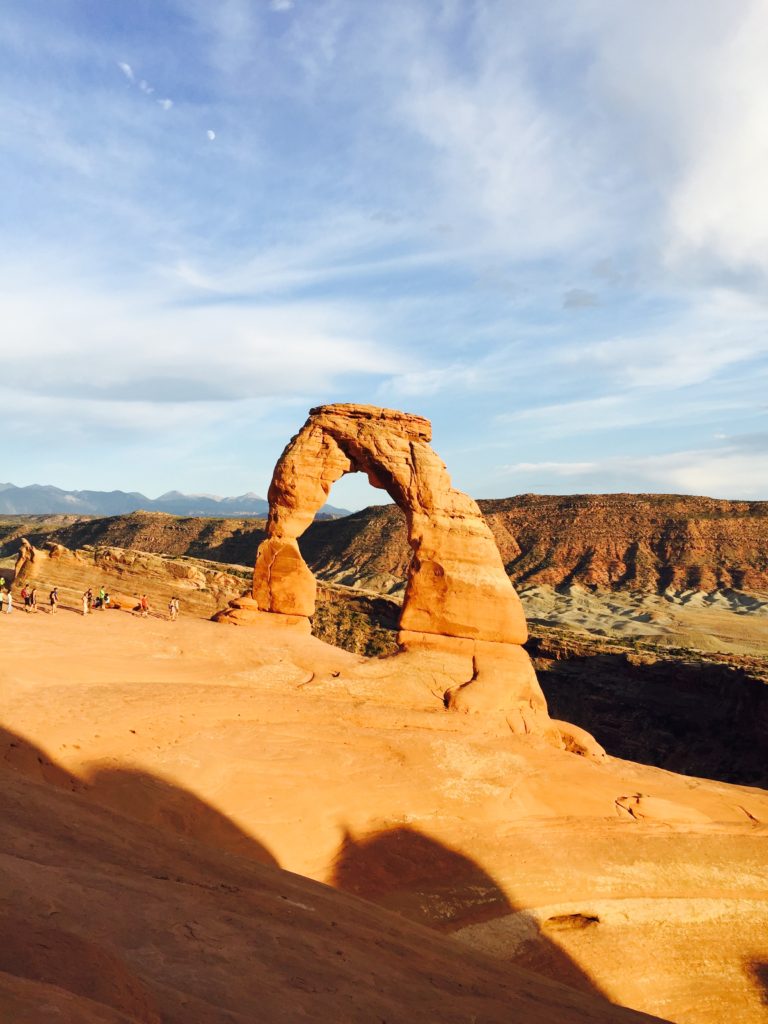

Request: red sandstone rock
left=254, top=404, right=527, bottom=645
left=241, top=404, right=558, bottom=741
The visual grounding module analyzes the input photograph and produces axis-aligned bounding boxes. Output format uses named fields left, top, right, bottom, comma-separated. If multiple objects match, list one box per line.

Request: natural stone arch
left=252, top=403, right=528, bottom=645
left=223, top=402, right=603, bottom=753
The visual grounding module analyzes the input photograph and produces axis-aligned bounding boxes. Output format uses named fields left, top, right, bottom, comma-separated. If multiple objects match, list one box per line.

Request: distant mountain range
left=0, top=483, right=350, bottom=519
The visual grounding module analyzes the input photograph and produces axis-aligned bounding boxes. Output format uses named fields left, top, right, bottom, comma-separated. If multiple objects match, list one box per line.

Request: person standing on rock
left=49, top=587, right=59, bottom=615
left=30, top=588, right=38, bottom=613
left=140, top=594, right=149, bottom=617
left=82, top=590, right=90, bottom=616
left=6, top=591, right=13, bottom=614
left=98, top=585, right=106, bottom=610
left=0, top=589, right=4, bottom=614
left=168, top=596, right=179, bottom=621
left=20, top=585, right=29, bottom=611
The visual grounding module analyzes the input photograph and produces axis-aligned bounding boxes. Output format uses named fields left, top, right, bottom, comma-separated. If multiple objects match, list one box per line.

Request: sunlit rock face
left=244, top=403, right=573, bottom=743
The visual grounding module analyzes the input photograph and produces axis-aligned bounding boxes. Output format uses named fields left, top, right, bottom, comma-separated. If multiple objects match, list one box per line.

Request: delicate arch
left=252, top=403, right=527, bottom=645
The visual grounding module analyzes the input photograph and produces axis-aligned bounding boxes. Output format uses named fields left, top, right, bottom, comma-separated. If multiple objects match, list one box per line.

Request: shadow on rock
left=86, top=766, right=279, bottom=867
left=528, top=636, right=768, bottom=787
left=331, top=824, right=607, bottom=998
left=0, top=725, right=279, bottom=868
left=748, top=960, right=768, bottom=1007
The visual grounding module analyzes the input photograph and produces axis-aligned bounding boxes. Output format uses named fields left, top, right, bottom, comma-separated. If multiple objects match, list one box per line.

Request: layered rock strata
left=231, top=404, right=571, bottom=743
left=12, top=538, right=245, bottom=619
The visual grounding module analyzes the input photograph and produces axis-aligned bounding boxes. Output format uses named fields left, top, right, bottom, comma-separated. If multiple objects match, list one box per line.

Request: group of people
left=81, top=586, right=111, bottom=614
left=0, top=581, right=49, bottom=614
left=0, top=576, right=180, bottom=620
left=133, top=595, right=179, bottom=619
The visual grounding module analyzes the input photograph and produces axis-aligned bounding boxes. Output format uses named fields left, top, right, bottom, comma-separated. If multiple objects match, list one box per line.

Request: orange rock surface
left=1, top=611, right=766, bottom=1023
left=3, top=406, right=766, bottom=1023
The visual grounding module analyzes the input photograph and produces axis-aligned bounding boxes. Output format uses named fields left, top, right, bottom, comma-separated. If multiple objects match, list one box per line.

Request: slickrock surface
left=303, top=583, right=768, bottom=786
left=2, top=712, right=662, bottom=1024
left=1, top=611, right=766, bottom=1023
left=2, top=421, right=766, bottom=1023
left=9, top=541, right=765, bottom=788
left=237, top=403, right=557, bottom=740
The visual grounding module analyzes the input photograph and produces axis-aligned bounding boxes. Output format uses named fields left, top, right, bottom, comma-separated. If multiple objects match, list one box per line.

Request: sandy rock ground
left=1, top=607, right=767, bottom=1023
left=4, top=745, right=661, bottom=1024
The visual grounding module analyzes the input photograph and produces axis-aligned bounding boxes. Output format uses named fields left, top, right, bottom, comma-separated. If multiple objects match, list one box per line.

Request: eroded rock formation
left=12, top=539, right=245, bottom=619
left=233, top=403, right=573, bottom=743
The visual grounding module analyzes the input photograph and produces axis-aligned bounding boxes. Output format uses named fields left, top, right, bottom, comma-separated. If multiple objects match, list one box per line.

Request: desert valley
left=1, top=404, right=767, bottom=1024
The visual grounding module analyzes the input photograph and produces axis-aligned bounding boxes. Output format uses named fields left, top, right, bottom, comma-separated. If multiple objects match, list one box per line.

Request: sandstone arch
left=233, top=403, right=572, bottom=741
left=253, top=404, right=527, bottom=644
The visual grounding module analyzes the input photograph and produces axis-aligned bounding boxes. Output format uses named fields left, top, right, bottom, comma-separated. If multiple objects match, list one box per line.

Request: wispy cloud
left=501, top=435, right=768, bottom=500
left=559, top=291, right=768, bottom=390
left=116, top=61, right=174, bottom=112
left=0, top=274, right=398, bottom=406
left=1, top=2, right=767, bottom=503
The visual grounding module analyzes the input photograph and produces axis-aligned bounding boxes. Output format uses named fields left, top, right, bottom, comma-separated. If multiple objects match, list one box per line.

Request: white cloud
left=160, top=210, right=432, bottom=298
left=116, top=63, right=171, bottom=109
left=496, top=392, right=751, bottom=442
left=579, top=1, right=768, bottom=278
left=381, top=364, right=476, bottom=398
left=270, top=0, right=294, bottom=10
left=400, top=51, right=600, bottom=257
left=174, top=0, right=264, bottom=77
left=385, top=1, right=768, bottom=283
left=501, top=442, right=768, bottom=500
left=558, top=290, right=768, bottom=390
left=207, top=129, right=216, bottom=140
left=0, top=250, right=406, bottom=413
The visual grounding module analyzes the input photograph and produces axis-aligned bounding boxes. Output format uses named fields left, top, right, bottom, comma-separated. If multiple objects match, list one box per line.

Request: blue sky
left=1, top=0, right=767, bottom=508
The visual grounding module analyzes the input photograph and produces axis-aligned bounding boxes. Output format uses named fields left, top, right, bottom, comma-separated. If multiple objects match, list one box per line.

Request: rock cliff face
left=527, top=627, right=768, bottom=787
left=0, top=510, right=266, bottom=563
left=303, top=494, right=768, bottom=595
